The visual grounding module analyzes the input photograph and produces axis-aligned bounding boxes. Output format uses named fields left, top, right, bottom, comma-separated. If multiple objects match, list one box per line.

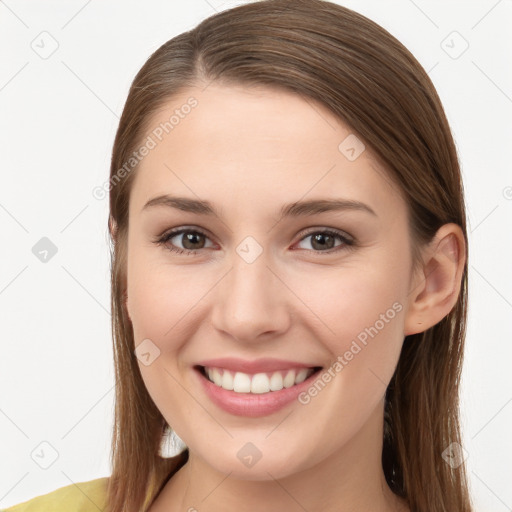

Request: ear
left=404, top=223, right=466, bottom=336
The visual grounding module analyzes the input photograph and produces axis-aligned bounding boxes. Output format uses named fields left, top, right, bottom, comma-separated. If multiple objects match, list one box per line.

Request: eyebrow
left=141, top=195, right=377, bottom=218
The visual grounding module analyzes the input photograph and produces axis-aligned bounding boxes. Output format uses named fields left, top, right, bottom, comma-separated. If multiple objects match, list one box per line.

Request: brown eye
left=295, top=229, right=355, bottom=254
left=156, top=228, right=214, bottom=255
left=175, top=231, right=207, bottom=250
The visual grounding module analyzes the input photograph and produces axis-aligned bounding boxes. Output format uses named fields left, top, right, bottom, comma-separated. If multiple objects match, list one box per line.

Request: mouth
left=192, top=357, right=325, bottom=417
left=194, top=365, right=323, bottom=394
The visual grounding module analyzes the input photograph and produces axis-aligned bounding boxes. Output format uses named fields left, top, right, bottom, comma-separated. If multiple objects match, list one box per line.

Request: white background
left=0, top=0, right=511, bottom=510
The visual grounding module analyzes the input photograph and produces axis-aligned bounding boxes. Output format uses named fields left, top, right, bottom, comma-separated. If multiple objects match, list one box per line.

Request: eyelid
left=297, top=226, right=354, bottom=242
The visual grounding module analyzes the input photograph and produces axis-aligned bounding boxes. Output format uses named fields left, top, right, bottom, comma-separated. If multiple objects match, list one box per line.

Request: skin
left=122, top=83, right=466, bottom=512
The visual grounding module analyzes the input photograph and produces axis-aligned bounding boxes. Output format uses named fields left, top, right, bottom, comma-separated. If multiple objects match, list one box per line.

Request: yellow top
left=1, top=477, right=109, bottom=512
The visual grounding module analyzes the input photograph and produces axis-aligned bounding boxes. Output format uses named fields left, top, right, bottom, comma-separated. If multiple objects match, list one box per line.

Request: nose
left=211, top=249, right=291, bottom=344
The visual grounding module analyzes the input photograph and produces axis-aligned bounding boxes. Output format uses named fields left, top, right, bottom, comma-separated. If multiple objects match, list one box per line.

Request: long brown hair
left=106, top=1, right=473, bottom=510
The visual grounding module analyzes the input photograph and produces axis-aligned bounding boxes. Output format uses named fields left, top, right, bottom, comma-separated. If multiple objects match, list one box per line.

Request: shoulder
left=1, top=477, right=109, bottom=512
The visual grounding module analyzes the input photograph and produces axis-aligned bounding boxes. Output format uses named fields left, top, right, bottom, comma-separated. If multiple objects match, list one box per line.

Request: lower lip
left=194, top=366, right=322, bottom=418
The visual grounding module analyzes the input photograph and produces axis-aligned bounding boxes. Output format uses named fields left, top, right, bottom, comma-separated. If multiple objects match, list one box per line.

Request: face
left=125, top=82, right=418, bottom=480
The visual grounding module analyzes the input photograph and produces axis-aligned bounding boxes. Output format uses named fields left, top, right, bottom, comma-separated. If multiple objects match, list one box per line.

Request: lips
left=194, top=359, right=323, bottom=417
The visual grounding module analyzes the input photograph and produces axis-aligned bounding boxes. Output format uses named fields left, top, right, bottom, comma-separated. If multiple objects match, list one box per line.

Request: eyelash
left=153, top=226, right=356, bottom=256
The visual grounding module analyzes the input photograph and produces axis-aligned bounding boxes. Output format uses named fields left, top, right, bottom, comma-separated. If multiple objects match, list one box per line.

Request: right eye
left=154, top=227, right=215, bottom=256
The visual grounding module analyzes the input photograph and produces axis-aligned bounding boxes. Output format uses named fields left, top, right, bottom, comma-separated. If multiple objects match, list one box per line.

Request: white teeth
left=204, top=366, right=316, bottom=394
left=295, top=368, right=309, bottom=384
left=221, top=369, right=234, bottom=390
left=269, top=372, right=283, bottom=391
left=212, top=368, right=223, bottom=386
left=233, top=372, right=251, bottom=392
left=283, top=370, right=295, bottom=388
left=251, top=373, right=270, bottom=394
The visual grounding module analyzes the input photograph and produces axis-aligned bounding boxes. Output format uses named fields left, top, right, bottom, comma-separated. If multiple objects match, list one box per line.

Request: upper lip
left=196, top=357, right=321, bottom=374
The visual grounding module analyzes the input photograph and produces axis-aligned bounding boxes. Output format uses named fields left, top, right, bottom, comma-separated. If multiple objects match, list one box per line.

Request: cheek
left=292, top=259, right=407, bottom=410
left=289, top=265, right=406, bottom=442
left=293, top=260, right=406, bottom=353
left=126, top=247, right=201, bottom=343
left=126, top=258, right=206, bottom=422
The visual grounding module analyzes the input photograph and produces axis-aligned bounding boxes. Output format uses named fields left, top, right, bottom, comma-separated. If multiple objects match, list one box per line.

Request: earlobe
left=404, top=223, right=465, bottom=336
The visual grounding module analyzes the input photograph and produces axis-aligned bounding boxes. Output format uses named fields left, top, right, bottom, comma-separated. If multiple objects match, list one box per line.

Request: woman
left=2, top=0, right=473, bottom=510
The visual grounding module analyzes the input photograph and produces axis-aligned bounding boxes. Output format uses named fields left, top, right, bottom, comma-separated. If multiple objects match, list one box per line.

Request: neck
left=150, top=399, right=408, bottom=512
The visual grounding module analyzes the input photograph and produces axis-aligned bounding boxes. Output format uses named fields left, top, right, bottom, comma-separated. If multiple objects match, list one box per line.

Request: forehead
left=129, top=83, right=404, bottom=220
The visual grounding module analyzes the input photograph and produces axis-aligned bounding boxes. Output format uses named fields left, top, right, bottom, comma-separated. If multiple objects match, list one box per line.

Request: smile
left=193, top=360, right=324, bottom=417
left=201, top=366, right=318, bottom=394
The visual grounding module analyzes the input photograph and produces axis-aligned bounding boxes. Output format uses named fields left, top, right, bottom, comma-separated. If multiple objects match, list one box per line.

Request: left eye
left=295, top=229, right=353, bottom=252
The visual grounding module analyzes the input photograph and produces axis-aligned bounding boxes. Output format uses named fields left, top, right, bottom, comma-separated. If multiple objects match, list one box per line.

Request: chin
left=196, top=443, right=314, bottom=482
